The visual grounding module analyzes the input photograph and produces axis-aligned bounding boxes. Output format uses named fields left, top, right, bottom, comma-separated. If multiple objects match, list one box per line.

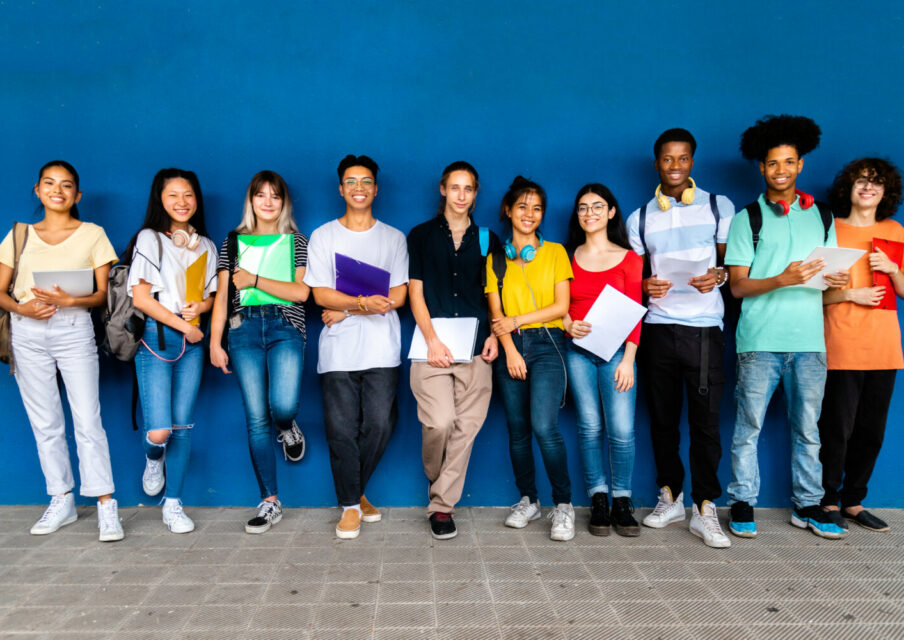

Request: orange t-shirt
left=824, top=219, right=904, bottom=370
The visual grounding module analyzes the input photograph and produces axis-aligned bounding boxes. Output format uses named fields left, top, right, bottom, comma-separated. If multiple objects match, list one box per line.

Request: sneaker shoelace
left=547, top=506, right=572, bottom=528
left=38, top=495, right=68, bottom=524
left=256, top=501, right=279, bottom=520
left=165, top=501, right=187, bottom=520
left=145, top=458, right=163, bottom=475
left=278, top=425, right=303, bottom=447
left=650, top=495, right=673, bottom=517
left=510, top=500, right=533, bottom=518
left=701, top=509, right=725, bottom=535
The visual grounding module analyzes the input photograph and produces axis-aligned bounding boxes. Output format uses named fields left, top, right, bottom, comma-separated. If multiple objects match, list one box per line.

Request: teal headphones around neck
left=504, top=232, right=544, bottom=262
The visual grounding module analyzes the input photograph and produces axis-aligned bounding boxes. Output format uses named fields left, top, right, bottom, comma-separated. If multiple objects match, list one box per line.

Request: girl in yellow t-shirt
left=486, top=176, right=575, bottom=541
left=820, top=158, right=904, bottom=533
left=0, top=161, right=123, bottom=541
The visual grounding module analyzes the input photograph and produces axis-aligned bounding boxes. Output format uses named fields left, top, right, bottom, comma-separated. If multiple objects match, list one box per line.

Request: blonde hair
left=236, top=170, right=298, bottom=234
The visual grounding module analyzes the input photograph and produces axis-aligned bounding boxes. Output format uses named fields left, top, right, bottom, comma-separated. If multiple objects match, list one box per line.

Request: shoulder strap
left=745, top=201, right=763, bottom=253
left=478, top=226, right=489, bottom=257
left=815, top=201, right=832, bottom=244
left=709, top=193, right=720, bottom=248
left=639, top=203, right=652, bottom=280
left=8, top=223, right=29, bottom=299
left=490, top=246, right=507, bottom=315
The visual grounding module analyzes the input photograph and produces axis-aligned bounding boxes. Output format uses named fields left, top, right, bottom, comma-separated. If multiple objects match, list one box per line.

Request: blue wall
left=2, top=2, right=903, bottom=508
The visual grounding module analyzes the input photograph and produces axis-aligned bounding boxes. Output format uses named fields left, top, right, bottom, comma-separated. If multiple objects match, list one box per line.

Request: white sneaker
left=142, top=455, right=165, bottom=496
left=689, top=501, right=731, bottom=548
left=548, top=503, right=576, bottom=541
left=30, top=493, right=77, bottom=535
left=642, top=486, right=686, bottom=528
left=97, top=498, right=124, bottom=542
left=505, top=496, right=541, bottom=528
left=162, top=498, right=195, bottom=534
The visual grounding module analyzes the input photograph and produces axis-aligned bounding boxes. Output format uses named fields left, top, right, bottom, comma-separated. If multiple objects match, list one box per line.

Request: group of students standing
left=1, top=114, right=901, bottom=550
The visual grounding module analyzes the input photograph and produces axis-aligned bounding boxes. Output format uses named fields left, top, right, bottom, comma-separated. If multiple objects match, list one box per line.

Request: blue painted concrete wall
left=1, top=2, right=903, bottom=508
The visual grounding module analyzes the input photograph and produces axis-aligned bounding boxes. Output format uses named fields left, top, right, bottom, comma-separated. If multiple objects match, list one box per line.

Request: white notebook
left=32, top=268, right=94, bottom=297
left=408, top=317, right=480, bottom=363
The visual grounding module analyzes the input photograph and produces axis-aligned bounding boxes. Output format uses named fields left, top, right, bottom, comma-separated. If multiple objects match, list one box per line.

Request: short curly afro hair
left=829, top=157, right=903, bottom=221
left=740, top=115, right=821, bottom=162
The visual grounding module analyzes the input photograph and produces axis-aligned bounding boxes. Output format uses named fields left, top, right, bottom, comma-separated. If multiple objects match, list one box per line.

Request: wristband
left=254, top=274, right=259, bottom=289
left=344, top=309, right=351, bottom=318
left=513, top=315, right=520, bottom=329
left=356, top=295, right=365, bottom=311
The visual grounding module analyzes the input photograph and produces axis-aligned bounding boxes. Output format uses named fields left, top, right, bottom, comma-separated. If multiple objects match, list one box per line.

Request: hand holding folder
left=184, top=252, right=207, bottom=326
left=238, top=234, right=295, bottom=306
left=872, top=238, right=904, bottom=310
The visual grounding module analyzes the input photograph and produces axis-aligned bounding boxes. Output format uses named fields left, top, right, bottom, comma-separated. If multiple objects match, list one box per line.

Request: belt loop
left=698, top=326, right=710, bottom=396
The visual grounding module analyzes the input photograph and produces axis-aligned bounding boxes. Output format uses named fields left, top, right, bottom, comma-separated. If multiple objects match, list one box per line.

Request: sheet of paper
left=572, top=285, right=646, bottom=362
left=799, top=247, right=866, bottom=290
left=408, top=317, right=480, bottom=363
left=184, top=251, right=207, bottom=326
left=654, top=256, right=711, bottom=293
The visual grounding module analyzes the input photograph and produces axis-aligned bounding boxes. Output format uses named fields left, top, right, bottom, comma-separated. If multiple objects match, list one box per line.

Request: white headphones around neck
left=170, top=226, right=200, bottom=250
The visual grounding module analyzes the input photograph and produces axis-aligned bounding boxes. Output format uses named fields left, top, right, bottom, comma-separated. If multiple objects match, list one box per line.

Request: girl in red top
left=563, top=183, right=642, bottom=537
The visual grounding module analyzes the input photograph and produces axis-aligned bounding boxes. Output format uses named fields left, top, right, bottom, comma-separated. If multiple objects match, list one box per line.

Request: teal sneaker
left=729, top=501, right=757, bottom=538
left=791, top=505, right=847, bottom=539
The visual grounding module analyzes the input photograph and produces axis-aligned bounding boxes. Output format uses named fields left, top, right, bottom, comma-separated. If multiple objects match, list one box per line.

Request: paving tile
left=378, top=581, right=434, bottom=604
left=88, top=584, right=150, bottom=606
left=611, top=600, right=680, bottom=626
left=374, top=602, right=436, bottom=628
left=249, top=603, right=314, bottom=629
left=435, top=627, right=501, bottom=640
left=495, top=601, right=557, bottom=627
left=263, top=581, right=324, bottom=604
left=552, top=600, right=618, bottom=625
left=0, top=605, right=70, bottom=632
left=322, top=582, right=379, bottom=604
left=183, top=604, right=254, bottom=630
left=436, top=601, right=499, bottom=628
left=204, top=582, right=267, bottom=605
left=314, top=602, right=376, bottom=629
left=119, top=605, right=194, bottom=631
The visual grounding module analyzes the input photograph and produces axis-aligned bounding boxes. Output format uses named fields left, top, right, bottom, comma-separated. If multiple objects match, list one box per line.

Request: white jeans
left=12, top=308, right=115, bottom=497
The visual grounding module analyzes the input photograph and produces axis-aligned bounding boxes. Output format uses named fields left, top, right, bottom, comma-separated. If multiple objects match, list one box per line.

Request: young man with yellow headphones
left=626, top=128, right=734, bottom=548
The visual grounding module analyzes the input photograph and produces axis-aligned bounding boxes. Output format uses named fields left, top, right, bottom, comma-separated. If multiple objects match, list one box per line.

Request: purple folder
left=335, top=253, right=391, bottom=297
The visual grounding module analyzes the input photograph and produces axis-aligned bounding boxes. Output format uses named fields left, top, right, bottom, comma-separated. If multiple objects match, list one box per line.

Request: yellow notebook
left=184, top=252, right=207, bottom=326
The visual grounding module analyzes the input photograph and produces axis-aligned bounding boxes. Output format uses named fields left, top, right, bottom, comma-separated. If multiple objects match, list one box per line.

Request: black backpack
left=743, top=199, right=833, bottom=253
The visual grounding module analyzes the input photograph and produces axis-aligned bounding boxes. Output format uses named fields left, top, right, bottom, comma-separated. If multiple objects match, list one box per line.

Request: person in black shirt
left=407, top=161, right=499, bottom=540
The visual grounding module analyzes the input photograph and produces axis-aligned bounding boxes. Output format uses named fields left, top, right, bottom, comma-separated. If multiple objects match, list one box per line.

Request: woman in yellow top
left=0, top=161, right=123, bottom=541
left=486, top=176, right=575, bottom=541
left=820, top=158, right=904, bottom=532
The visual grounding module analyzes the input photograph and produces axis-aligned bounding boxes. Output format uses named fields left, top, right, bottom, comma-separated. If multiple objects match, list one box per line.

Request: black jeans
left=639, top=323, right=724, bottom=506
left=818, top=369, right=896, bottom=508
left=320, top=367, right=400, bottom=507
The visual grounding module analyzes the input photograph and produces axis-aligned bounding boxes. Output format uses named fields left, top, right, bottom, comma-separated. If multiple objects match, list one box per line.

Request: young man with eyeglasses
left=626, top=128, right=735, bottom=548
left=304, top=154, right=409, bottom=540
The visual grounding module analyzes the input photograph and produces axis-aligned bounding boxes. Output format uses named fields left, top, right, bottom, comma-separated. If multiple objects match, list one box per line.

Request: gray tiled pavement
left=1, top=505, right=903, bottom=639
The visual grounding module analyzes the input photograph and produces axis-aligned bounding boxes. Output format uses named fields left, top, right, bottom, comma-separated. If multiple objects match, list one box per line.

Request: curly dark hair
left=740, top=115, right=821, bottom=162
left=829, top=158, right=903, bottom=221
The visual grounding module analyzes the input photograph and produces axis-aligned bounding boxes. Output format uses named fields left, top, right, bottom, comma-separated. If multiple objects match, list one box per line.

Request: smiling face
left=577, top=192, right=614, bottom=235
left=760, top=145, right=803, bottom=199
left=34, top=165, right=82, bottom=214
left=507, top=190, right=544, bottom=236
left=655, top=141, right=694, bottom=194
left=440, top=169, right=477, bottom=217
left=850, top=170, right=886, bottom=210
left=252, top=182, right=284, bottom=225
left=339, top=166, right=377, bottom=212
left=160, top=177, right=197, bottom=230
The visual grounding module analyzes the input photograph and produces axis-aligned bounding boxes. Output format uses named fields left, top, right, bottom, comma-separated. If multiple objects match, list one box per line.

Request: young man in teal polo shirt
left=724, top=115, right=850, bottom=539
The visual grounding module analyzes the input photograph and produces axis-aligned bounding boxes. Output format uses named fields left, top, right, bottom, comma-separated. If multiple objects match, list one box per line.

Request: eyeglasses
left=854, top=177, right=885, bottom=188
left=577, top=203, right=608, bottom=216
left=344, top=177, right=375, bottom=188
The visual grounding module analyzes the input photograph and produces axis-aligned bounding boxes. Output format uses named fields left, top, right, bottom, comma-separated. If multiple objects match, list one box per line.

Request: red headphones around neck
left=769, top=189, right=814, bottom=216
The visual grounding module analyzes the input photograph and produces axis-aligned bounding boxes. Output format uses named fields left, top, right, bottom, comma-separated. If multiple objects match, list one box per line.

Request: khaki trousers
left=410, top=357, right=492, bottom=516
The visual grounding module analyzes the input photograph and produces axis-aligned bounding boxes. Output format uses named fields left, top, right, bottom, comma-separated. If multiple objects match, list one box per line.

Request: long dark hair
left=124, top=168, right=207, bottom=260
left=435, top=161, right=479, bottom=218
left=565, top=183, right=630, bottom=255
left=36, top=160, right=81, bottom=220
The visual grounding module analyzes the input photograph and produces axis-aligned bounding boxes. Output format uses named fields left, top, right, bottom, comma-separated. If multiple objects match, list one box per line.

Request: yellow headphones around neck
left=655, top=177, right=696, bottom=211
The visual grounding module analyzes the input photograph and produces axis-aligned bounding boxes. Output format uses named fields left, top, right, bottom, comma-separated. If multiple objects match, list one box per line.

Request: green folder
left=237, top=234, right=295, bottom=306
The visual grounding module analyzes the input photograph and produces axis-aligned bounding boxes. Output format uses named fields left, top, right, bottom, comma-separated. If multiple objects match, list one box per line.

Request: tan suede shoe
left=360, top=495, right=382, bottom=523
left=336, top=508, right=361, bottom=539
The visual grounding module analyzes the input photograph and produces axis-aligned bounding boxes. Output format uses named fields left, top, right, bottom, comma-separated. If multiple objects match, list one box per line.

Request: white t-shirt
left=128, top=229, right=218, bottom=313
left=303, top=219, right=409, bottom=373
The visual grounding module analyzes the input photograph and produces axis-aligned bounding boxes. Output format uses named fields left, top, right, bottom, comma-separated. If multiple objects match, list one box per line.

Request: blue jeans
left=566, top=342, right=635, bottom=498
left=495, top=328, right=571, bottom=505
left=228, top=306, right=305, bottom=499
left=135, top=319, right=204, bottom=500
left=727, top=351, right=826, bottom=509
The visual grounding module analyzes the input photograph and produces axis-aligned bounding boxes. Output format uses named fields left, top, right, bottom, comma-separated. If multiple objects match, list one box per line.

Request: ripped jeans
left=135, top=319, right=204, bottom=500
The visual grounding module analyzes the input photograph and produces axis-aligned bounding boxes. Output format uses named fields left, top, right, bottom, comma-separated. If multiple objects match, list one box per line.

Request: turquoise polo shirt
left=724, top=194, right=836, bottom=353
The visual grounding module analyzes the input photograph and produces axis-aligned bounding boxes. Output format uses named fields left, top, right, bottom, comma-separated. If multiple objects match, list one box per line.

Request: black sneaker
left=791, top=505, right=846, bottom=539
left=277, top=421, right=306, bottom=462
left=729, top=501, right=757, bottom=538
left=245, top=500, right=283, bottom=534
left=429, top=512, right=457, bottom=540
left=610, top=497, right=640, bottom=537
left=589, top=492, right=610, bottom=536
